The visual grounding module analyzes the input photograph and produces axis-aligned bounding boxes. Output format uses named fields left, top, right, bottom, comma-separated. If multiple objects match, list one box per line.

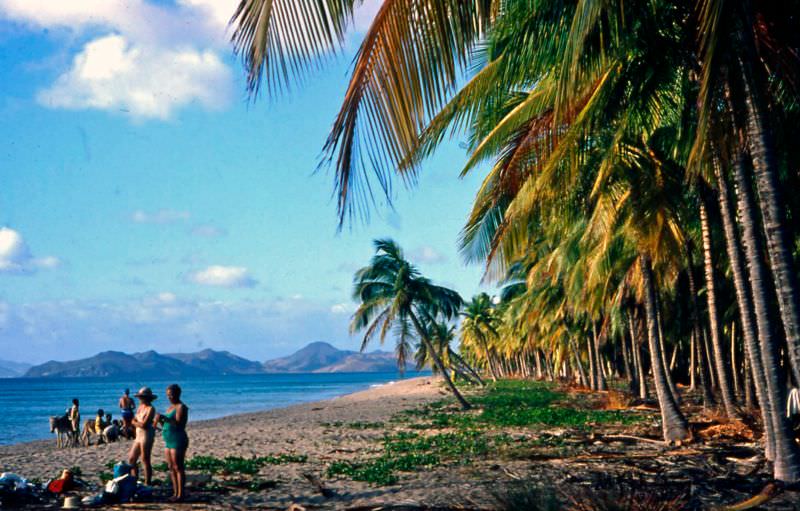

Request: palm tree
left=231, top=0, right=494, bottom=225
left=460, top=293, right=501, bottom=381
left=351, top=239, right=470, bottom=409
left=417, top=319, right=485, bottom=386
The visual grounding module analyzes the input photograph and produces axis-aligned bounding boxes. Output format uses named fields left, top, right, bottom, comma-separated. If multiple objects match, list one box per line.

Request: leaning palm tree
left=351, top=238, right=470, bottom=409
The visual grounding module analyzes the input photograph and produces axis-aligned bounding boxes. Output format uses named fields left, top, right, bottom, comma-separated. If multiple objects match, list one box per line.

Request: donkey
left=49, top=415, right=74, bottom=448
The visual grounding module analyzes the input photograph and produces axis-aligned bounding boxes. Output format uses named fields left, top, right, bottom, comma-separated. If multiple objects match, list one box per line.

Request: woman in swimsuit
left=128, top=387, right=157, bottom=485
left=156, top=384, right=189, bottom=502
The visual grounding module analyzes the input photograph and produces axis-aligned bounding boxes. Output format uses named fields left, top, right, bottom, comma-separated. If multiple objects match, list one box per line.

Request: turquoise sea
left=0, top=372, right=426, bottom=445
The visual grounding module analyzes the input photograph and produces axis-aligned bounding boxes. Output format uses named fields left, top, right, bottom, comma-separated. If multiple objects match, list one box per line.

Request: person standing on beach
left=119, top=389, right=135, bottom=439
left=156, top=384, right=189, bottom=502
left=128, top=387, right=157, bottom=485
left=68, top=398, right=80, bottom=446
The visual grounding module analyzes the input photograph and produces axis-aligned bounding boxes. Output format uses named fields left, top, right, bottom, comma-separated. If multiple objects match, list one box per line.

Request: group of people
left=65, top=384, right=191, bottom=502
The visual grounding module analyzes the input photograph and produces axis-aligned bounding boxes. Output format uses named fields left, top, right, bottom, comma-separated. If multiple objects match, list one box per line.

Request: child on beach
left=128, top=387, right=157, bottom=485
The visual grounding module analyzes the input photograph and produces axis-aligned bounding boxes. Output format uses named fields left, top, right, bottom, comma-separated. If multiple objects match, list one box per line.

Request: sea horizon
left=0, top=371, right=429, bottom=446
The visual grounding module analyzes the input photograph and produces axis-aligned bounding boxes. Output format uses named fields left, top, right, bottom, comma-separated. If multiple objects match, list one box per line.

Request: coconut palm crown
left=351, top=238, right=470, bottom=408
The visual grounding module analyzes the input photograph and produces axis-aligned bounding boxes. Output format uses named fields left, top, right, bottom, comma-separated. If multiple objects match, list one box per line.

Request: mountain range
left=21, top=343, right=416, bottom=378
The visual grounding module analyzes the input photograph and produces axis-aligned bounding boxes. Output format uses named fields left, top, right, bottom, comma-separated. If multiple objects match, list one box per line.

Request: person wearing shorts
left=119, top=389, right=135, bottom=439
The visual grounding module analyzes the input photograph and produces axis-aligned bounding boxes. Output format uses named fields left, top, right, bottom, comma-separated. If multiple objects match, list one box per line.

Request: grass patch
left=326, top=429, right=512, bottom=485
left=329, top=379, right=644, bottom=486
left=186, top=454, right=307, bottom=475
left=397, top=380, right=644, bottom=430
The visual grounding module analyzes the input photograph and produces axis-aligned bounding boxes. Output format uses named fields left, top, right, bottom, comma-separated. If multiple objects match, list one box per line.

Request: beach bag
left=112, top=462, right=133, bottom=479
left=105, top=474, right=136, bottom=503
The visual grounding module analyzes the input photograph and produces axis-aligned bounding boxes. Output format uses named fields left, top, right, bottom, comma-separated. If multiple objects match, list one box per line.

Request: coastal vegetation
left=233, top=0, right=800, bottom=495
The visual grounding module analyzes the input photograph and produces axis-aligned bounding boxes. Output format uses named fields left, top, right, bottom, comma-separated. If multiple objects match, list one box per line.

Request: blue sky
left=0, top=0, right=490, bottom=364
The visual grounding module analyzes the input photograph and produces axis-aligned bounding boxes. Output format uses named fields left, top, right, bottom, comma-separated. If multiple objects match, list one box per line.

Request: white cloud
left=37, top=35, right=231, bottom=120
left=0, top=227, right=60, bottom=274
left=191, top=223, right=227, bottom=237
left=189, top=265, right=257, bottom=288
left=330, top=302, right=355, bottom=315
left=0, top=295, right=362, bottom=363
left=178, top=0, right=239, bottom=29
left=0, top=0, right=235, bottom=120
left=410, top=245, right=447, bottom=265
left=131, top=208, right=191, bottom=224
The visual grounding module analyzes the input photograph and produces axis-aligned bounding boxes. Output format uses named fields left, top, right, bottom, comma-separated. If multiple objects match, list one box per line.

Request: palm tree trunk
left=586, top=333, right=597, bottom=390
left=732, top=140, right=787, bottom=462
left=620, top=326, right=631, bottom=379
left=450, top=349, right=485, bottom=387
left=689, top=332, right=697, bottom=391
left=744, top=353, right=755, bottom=409
left=641, top=254, right=689, bottom=442
left=534, top=350, right=543, bottom=380
left=570, top=339, right=588, bottom=387
left=730, top=322, right=740, bottom=398
left=630, top=312, right=648, bottom=399
left=593, top=325, right=607, bottom=391
left=700, top=198, right=738, bottom=417
left=686, top=246, right=716, bottom=406
left=409, top=311, right=471, bottom=410
left=478, top=335, right=499, bottom=382
left=669, top=344, right=678, bottom=373
left=727, top=94, right=800, bottom=477
left=739, top=54, right=800, bottom=387
left=715, top=152, right=775, bottom=453
left=656, top=303, right=681, bottom=403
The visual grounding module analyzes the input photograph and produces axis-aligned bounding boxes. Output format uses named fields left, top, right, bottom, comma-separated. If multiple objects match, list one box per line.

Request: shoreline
left=0, top=375, right=453, bottom=508
left=0, top=376, right=417, bottom=451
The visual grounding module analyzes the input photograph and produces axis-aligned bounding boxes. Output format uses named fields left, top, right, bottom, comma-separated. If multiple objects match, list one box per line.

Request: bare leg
left=128, top=441, right=142, bottom=480
left=166, top=450, right=177, bottom=498
left=142, top=442, right=153, bottom=485
left=175, top=447, right=186, bottom=500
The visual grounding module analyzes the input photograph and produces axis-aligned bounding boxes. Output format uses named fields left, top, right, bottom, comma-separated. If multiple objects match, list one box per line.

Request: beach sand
left=1, top=376, right=499, bottom=509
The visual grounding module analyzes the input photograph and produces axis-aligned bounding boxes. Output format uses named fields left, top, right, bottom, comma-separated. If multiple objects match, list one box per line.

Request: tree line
left=230, top=0, right=800, bottom=483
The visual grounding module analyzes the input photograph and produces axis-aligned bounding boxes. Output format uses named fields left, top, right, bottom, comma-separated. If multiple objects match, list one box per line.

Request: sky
left=0, top=0, right=490, bottom=364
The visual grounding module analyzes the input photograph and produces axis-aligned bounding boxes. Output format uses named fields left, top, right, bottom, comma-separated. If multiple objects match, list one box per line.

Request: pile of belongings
left=0, top=472, right=43, bottom=507
left=81, top=462, right=147, bottom=507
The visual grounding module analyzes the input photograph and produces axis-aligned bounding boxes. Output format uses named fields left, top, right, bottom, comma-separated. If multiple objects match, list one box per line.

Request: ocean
left=0, top=372, right=427, bottom=445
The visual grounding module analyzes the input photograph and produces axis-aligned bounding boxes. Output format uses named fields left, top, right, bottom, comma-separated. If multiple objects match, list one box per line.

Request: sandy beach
left=3, top=376, right=799, bottom=510
left=1, top=376, right=477, bottom=509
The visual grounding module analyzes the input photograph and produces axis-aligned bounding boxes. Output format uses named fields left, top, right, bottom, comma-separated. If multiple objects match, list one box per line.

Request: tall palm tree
left=460, top=293, right=501, bottom=381
left=351, top=238, right=470, bottom=409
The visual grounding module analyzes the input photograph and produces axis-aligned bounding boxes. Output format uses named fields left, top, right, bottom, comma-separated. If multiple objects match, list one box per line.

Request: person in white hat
left=127, top=387, right=157, bottom=485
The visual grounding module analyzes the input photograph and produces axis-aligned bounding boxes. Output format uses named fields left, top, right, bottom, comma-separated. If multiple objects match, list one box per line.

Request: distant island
left=0, top=359, right=32, bottom=378
left=21, top=342, right=419, bottom=378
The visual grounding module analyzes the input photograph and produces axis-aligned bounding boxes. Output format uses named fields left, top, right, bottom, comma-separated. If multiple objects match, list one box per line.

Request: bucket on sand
left=62, top=495, right=81, bottom=509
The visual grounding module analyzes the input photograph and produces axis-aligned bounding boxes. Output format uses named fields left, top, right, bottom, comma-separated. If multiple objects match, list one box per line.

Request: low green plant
left=98, top=472, right=113, bottom=483
left=255, top=454, right=308, bottom=464
left=327, top=453, right=440, bottom=486
left=345, top=421, right=385, bottom=429
left=186, top=454, right=307, bottom=475
left=152, top=462, right=169, bottom=472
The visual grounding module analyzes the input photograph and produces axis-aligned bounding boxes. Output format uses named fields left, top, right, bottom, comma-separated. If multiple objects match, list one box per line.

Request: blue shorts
left=121, top=409, right=134, bottom=421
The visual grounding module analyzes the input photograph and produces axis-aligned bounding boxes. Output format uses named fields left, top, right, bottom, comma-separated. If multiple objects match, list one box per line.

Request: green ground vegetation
left=327, top=380, right=647, bottom=485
